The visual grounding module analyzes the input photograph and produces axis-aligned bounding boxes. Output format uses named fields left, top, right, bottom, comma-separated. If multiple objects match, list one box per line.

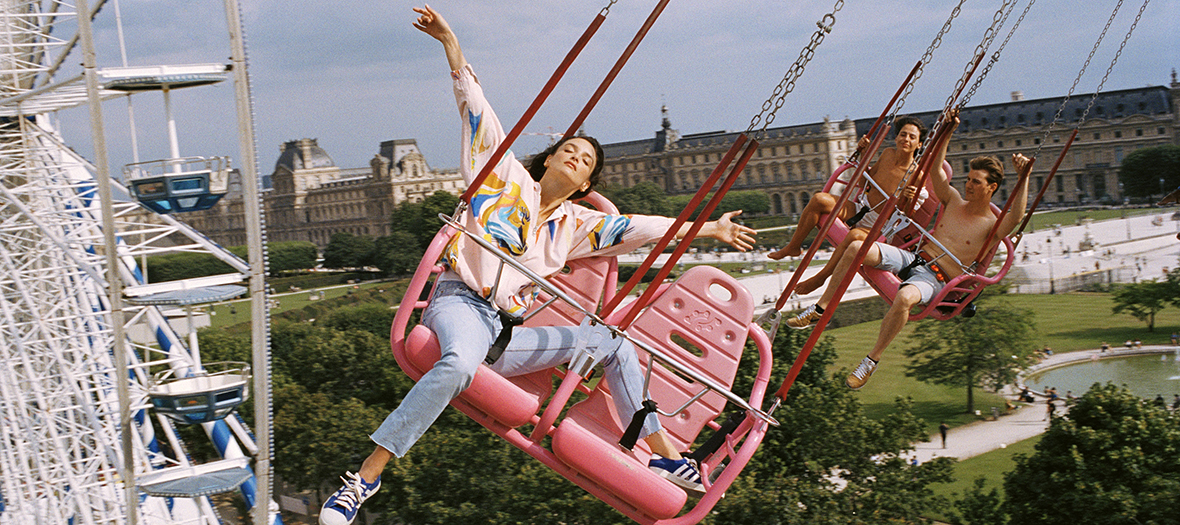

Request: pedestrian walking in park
left=939, top=422, right=949, bottom=449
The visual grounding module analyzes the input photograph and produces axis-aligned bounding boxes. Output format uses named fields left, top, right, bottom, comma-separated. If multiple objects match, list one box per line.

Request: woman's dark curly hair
left=526, top=135, right=605, bottom=200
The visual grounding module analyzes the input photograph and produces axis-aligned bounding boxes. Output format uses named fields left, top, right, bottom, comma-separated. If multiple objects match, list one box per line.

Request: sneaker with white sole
left=648, top=454, right=705, bottom=494
left=845, top=356, right=878, bottom=390
left=786, top=304, right=822, bottom=330
left=319, top=471, right=380, bottom=525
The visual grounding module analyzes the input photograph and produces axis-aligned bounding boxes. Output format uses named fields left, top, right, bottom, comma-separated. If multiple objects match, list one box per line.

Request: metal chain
left=1033, top=0, right=1124, bottom=158
left=1079, top=0, right=1149, bottom=124
left=927, top=0, right=1012, bottom=140
left=746, top=0, right=844, bottom=139
left=600, top=0, right=619, bottom=16
left=902, top=0, right=1011, bottom=185
left=890, top=0, right=968, bottom=120
left=960, top=0, right=1035, bottom=107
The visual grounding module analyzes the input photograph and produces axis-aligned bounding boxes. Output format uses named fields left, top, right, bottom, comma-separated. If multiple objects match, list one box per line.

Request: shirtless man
left=768, top=116, right=927, bottom=296
left=785, top=110, right=1031, bottom=390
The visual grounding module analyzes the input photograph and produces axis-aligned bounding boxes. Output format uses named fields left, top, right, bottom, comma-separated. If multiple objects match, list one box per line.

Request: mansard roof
left=854, top=85, right=1172, bottom=136
left=599, top=85, right=1171, bottom=156
left=274, top=138, right=335, bottom=172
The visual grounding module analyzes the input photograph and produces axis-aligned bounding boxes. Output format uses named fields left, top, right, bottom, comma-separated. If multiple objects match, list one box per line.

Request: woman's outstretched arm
left=412, top=4, right=467, bottom=71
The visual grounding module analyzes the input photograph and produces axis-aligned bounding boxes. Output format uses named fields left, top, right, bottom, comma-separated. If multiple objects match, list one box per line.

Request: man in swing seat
left=319, top=6, right=758, bottom=525
left=785, top=109, right=1032, bottom=390
left=768, top=116, right=928, bottom=296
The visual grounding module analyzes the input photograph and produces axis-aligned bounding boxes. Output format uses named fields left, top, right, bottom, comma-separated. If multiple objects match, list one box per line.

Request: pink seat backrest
left=605, top=265, right=753, bottom=449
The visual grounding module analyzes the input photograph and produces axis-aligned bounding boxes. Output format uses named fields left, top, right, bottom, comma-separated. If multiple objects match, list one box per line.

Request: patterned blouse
left=444, top=64, right=675, bottom=316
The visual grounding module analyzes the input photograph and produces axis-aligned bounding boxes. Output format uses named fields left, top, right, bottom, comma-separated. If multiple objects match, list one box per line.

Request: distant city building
left=183, top=138, right=463, bottom=248
left=599, top=74, right=1180, bottom=214
left=184, top=74, right=1179, bottom=252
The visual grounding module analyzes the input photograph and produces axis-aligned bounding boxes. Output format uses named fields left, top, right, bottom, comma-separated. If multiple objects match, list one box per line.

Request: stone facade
left=182, top=138, right=463, bottom=249
left=182, top=75, right=1179, bottom=251
left=600, top=76, right=1180, bottom=215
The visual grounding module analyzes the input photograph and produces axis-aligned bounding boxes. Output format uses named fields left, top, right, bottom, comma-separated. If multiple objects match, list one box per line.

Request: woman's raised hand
left=412, top=5, right=453, bottom=42
left=412, top=5, right=466, bottom=71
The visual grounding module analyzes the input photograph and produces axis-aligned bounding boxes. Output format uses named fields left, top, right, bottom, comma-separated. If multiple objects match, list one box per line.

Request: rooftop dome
left=274, top=138, right=335, bottom=172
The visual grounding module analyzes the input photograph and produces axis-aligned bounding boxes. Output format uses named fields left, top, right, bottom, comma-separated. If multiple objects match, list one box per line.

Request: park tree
left=709, top=328, right=954, bottom=524
left=1118, top=144, right=1180, bottom=199
left=273, top=382, right=388, bottom=491
left=903, top=299, right=1039, bottom=414
left=1111, top=279, right=1169, bottom=332
left=1002, top=383, right=1180, bottom=525
left=597, top=181, right=671, bottom=216
left=373, top=231, right=422, bottom=276
left=389, top=190, right=461, bottom=249
left=322, top=232, right=376, bottom=269
left=667, top=190, right=770, bottom=221
left=232, top=241, right=318, bottom=275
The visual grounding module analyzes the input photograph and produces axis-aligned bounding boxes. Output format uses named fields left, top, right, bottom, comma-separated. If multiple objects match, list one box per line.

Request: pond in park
left=1025, top=351, right=1180, bottom=400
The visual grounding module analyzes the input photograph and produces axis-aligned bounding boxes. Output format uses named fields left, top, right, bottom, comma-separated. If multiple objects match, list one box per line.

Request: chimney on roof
left=1011, top=91, right=1024, bottom=101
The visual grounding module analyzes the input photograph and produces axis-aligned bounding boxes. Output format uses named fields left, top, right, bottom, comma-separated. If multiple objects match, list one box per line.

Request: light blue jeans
left=372, top=280, right=661, bottom=457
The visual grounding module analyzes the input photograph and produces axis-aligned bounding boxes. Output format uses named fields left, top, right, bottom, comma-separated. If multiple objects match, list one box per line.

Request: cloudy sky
left=57, top=0, right=1177, bottom=176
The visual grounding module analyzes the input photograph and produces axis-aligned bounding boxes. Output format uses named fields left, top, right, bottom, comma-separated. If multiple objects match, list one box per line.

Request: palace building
left=183, top=138, right=463, bottom=248
left=600, top=73, right=1179, bottom=216
left=183, top=73, right=1178, bottom=252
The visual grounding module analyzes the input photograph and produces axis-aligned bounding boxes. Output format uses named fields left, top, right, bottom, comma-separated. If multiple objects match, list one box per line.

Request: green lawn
left=821, top=290, right=1180, bottom=435
left=1022, top=206, right=1163, bottom=233
left=824, top=315, right=1010, bottom=433
left=926, top=434, right=1043, bottom=522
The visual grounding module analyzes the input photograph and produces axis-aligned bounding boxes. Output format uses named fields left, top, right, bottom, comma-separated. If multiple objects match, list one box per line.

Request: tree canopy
left=903, top=297, right=1039, bottom=413
left=1118, top=144, right=1180, bottom=199
left=1003, top=383, right=1180, bottom=525
left=1111, top=279, right=1171, bottom=332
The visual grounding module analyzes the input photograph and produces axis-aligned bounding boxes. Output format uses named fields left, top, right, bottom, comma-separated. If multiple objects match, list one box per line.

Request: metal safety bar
left=438, top=213, right=779, bottom=427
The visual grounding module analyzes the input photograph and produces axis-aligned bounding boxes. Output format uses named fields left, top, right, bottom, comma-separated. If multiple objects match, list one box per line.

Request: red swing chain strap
left=771, top=128, right=889, bottom=312
left=970, top=156, right=1036, bottom=268
left=601, top=135, right=749, bottom=318
left=458, top=12, right=606, bottom=205
left=775, top=175, right=908, bottom=401
left=850, top=61, right=921, bottom=164
left=901, top=51, right=985, bottom=216
left=564, top=0, right=673, bottom=138
left=1012, top=129, right=1078, bottom=248
left=769, top=60, right=920, bottom=311
left=615, top=139, right=760, bottom=332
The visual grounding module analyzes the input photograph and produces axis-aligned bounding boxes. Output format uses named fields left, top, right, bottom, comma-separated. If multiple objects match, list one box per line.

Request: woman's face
left=542, top=138, right=597, bottom=194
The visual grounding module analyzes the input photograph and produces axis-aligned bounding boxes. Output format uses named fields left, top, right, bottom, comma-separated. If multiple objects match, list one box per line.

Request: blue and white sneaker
left=319, top=471, right=380, bottom=525
left=648, top=454, right=705, bottom=494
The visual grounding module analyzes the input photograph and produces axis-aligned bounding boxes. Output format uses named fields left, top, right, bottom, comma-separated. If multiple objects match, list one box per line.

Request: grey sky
left=60, top=0, right=1177, bottom=177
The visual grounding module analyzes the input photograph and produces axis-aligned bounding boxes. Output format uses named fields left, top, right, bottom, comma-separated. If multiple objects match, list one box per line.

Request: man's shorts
left=873, top=243, right=945, bottom=304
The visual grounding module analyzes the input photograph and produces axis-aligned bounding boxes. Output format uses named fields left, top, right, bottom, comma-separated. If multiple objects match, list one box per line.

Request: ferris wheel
left=0, top=1, right=276, bottom=524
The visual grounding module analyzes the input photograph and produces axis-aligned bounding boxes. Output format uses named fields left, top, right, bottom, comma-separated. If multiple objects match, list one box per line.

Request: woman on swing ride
left=319, top=6, right=757, bottom=525
left=786, top=108, right=1032, bottom=390
left=767, top=116, right=928, bottom=296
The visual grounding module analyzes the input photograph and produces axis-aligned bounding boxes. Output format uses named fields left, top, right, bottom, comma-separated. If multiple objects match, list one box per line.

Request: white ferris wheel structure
left=0, top=1, right=276, bottom=524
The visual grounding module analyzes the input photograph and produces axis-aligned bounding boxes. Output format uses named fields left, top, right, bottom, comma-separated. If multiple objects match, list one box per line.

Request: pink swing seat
left=390, top=192, right=773, bottom=524
left=816, top=161, right=1016, bottom=320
